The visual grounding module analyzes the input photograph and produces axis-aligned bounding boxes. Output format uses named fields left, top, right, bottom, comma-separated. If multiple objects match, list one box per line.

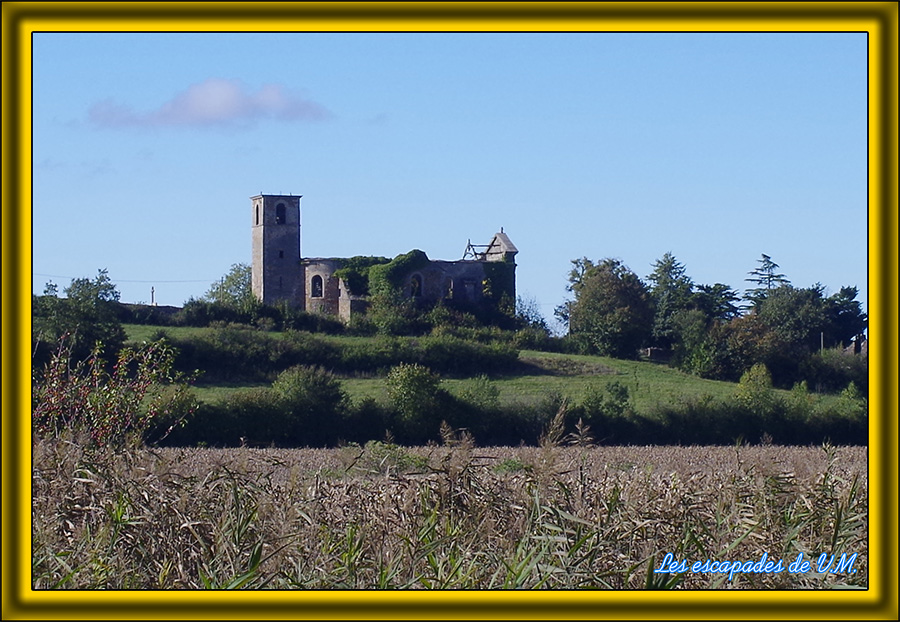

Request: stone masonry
left=250, top=193, right=517, bottom=322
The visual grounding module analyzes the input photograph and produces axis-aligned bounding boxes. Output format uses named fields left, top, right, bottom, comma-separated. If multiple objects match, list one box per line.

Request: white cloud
left=89, top=78, right=331, bottom=128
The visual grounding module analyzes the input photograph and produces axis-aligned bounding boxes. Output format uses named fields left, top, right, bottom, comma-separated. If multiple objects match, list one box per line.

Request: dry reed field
left=32, top=431, right=867, bottom=590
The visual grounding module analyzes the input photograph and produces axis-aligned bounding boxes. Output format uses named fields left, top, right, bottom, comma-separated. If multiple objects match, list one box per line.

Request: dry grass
left=32, top=432, right=867, bottom=590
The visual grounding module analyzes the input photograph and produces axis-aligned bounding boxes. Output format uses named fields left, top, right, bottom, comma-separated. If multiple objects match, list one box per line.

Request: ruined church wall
left=303, top=259, right=342, bottom=316
left=403, top=260, right=494, bottom=304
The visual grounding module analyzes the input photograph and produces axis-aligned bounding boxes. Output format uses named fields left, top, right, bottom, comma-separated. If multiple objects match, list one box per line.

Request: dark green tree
left=752, top=284, right=829, bottom=384
left=822, top=286, right=867, bottom=348
left=567, top=258, right=653, bottom=359
left=33, top=269, right=127, bottom=362
left=744, top=253, right=790, bottom=308
left=703, top=313, right=781, bottom=382
left=756, top=285, right=827, bottom=349
left=646, top=252, right=695, bottom=348
left=554, top=257, right=595, bottom=327
left=271, top=365, right=347, bottom=446
left=669, top=308, right=715, bottom=376
left=693, top=283, right=741, bottom=322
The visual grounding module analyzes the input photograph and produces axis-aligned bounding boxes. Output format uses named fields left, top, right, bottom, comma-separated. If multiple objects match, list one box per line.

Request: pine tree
left=744, top=253, right=789, bottom=308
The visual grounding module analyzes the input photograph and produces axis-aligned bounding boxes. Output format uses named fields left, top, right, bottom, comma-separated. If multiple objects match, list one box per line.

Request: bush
left=162, top=328, right=518, bottom=385
left=802, top=347, right=868, bottom=395
left=385, top=363, right=443, bottom=443
left=167, top=367, right=349, bottom=448
left=219, top=387, right=288, bottom=446
left=366, top=292, right=422, bottom=336
left=174, top=298, right=252, bottom=327
left=32, top=336, right=197, bottom=448
left=735, top=363, right=777, bottom=413
left=335, top=335, right=518, bottom=377
left=577, top=381, right=640, bottom=444
left=340, top=397, right=393, bottom=445
left=278, top=304, right=345, bottom=334
left=166, top=326, right=342, bottom=383
left=457, top=375, right=500, bottom=412
left=271, top=365, right=347, bottom=446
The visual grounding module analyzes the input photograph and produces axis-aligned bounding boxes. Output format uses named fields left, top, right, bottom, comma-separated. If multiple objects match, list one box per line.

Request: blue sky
left=32, top=32, right=868, bottom=330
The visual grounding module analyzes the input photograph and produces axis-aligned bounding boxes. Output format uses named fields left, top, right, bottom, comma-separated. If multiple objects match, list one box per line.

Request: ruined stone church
left=250, top=194, right=518, bottom=322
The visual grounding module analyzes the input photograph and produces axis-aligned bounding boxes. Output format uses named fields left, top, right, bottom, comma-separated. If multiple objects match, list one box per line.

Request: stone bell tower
left=250, top=194, right=303, bottom=306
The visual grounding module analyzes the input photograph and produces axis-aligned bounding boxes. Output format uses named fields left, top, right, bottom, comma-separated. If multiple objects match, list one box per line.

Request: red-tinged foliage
left=32, top=335, right=198, bottom=447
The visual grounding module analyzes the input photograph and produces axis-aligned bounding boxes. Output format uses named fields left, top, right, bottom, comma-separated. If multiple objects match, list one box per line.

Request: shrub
left=735, top=363, right=777, bottom=413
left=366, top=291, right=421, bottom=336
left=802, top=347, right=868, bottom=395
left=576, top=381, right=638, bottom=443
left=174, top=298, right=251, bottom=327
left=168, top=367, right=349, bottom=448
left=271, top=365, right=348, bottom=446
left=384, top=363, right=443, bottom=443
left=512, top=326, right=556, bottom=351
left=32, top=336, right=197, bottom=448
left=219, top=387, right=288, bottom=446
left=341, top=397, right=393, bottom=445
left=457, top=375, right=500, bottom=412
left=278, top=305, right=346, bottom=334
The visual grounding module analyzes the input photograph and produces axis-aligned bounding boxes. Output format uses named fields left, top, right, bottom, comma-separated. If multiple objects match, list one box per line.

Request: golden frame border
left=3, top=2, right=897, bottom=620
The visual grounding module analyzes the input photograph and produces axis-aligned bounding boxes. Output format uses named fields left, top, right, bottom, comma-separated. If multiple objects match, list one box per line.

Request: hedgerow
left=162, top=328, right=519, bottom=382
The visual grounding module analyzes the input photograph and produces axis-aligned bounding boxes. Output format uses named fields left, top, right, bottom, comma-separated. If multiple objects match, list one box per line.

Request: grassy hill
left=125, top=324, right=838, bottom=428
left=125, top=323, right=744, bottom=407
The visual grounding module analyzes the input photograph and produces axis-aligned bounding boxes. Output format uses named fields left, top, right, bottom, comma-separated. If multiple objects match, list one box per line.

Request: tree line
left=555, top=252, right=866, bottom=391
left=33, top=251, right=866, bottom=398
left=30, top=255, right=867, bottom=448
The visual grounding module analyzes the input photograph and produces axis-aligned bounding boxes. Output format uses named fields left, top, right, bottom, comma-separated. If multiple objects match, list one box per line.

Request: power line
left=33, top=273, right=214, bottom=284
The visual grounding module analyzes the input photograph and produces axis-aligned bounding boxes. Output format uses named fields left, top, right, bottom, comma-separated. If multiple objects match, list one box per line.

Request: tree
left=693, top=283, right=741, bottom=322
left=554, top=257, right=596, bottom=327
left=666, top=282, right=741, bottom=377
left=669, top=308, right=715, bottom=376
left=385, top=363, right=443, bottom=442
left=515, top=294, right=550, bottom=333
left=33, top=269, right=127, bottom=362
left=566, top=257, right=596, bottom=293
left=646, top=252, right=695, bottom=348
left=567, top=258, right=653, bottom=359
left=202, top=263, right=257, bottom=313
left=822, top=286, right=867, bottom=348
left=753, top=284, right=830, bottom=385
left=271, top=365, right=347, bottom=446
left=703, top=313, right=781, bottom=382
left=756, top=284, right=827, bottom=351
left=744, top=253, right=790, bottom=308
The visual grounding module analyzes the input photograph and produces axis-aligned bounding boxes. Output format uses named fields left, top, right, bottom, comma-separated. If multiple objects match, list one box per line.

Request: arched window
left=410, top=274, right=423, bottom=297
left=311, top=275, right=323, bottom=298
left=275, top=203, right=286, bottom=224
